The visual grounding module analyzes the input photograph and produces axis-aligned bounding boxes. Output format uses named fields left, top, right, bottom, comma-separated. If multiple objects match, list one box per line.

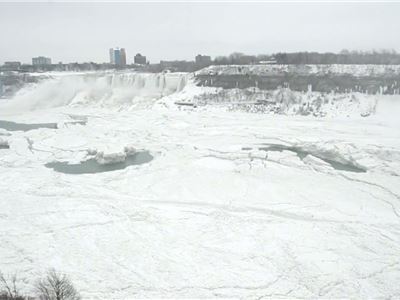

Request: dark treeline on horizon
left=214, top=49, right=400, bottom=65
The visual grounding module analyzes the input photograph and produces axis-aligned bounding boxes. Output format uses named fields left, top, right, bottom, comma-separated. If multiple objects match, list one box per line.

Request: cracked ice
left=0, top=73, right=400, bottom=299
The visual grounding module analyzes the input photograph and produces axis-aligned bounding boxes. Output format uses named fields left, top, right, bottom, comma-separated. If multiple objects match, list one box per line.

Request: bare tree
left=0, top=271, right=23, bottom=300
left=34, top=270, right=80, bottom=300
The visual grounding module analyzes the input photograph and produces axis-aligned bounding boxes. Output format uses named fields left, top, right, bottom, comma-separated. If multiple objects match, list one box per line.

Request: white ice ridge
left=0, top=72, right=190, bottom=112
left=89, top=145, right=137, bottom=165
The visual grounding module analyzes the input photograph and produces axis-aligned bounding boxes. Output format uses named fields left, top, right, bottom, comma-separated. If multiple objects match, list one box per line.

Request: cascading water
left=0, top=72, right=190, bottom=112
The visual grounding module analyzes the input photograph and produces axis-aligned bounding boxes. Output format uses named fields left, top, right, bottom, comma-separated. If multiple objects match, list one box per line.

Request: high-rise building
left=32, top=56, right=52, bottom=65
left=134, top=53, right=147, bottom=65
left=109, top=48, right=126, bottom=66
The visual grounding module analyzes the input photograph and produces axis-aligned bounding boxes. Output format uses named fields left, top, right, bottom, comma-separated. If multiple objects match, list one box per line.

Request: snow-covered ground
left=0, top=72, right=400, bottom=299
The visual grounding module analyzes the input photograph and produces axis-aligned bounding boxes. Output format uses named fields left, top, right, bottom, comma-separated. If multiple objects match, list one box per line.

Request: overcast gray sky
left=0, top=2, right=399, bottom=64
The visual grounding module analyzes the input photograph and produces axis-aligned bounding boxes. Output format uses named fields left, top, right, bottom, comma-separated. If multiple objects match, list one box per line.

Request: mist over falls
left=0, top=72, right=189, bottom=112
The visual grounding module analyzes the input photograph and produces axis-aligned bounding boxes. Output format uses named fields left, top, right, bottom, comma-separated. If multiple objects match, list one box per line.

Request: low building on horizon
left=134, top=53, right=147, bottom=65
left=195, top=54, right=211, bottom=65
left=2, top=61, right=22, bottom=71
left=32, top=56, right=52, bottom=66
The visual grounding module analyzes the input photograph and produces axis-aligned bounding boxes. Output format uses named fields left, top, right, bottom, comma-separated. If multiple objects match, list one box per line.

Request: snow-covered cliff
left=196, top=64, right=400, bottom=77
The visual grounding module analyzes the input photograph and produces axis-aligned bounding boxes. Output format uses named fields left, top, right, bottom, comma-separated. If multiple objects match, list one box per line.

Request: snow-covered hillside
left=0, top=72, right=400, bottom=299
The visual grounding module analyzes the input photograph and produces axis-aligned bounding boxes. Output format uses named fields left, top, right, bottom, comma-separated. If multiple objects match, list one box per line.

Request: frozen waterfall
left=0, top=72, right=190, bottom=112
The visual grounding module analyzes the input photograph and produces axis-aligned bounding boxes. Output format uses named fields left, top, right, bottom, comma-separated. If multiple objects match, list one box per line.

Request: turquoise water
left=0, top=120, right=57, bottom=131
left=45, top=151, right=153, bottom=174
left=258, top=144, right=366, bottom=173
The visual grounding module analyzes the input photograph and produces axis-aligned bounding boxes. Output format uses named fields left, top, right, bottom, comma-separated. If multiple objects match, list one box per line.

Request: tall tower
left=109, top=47, right=126, bottom=66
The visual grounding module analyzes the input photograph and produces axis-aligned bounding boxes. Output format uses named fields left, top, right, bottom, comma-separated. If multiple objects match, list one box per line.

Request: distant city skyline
left=1, top=2, right=400, bottom=64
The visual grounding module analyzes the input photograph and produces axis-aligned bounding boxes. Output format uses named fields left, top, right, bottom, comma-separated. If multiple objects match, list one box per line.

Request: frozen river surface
left=0, top=73, right=399, bottom=298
